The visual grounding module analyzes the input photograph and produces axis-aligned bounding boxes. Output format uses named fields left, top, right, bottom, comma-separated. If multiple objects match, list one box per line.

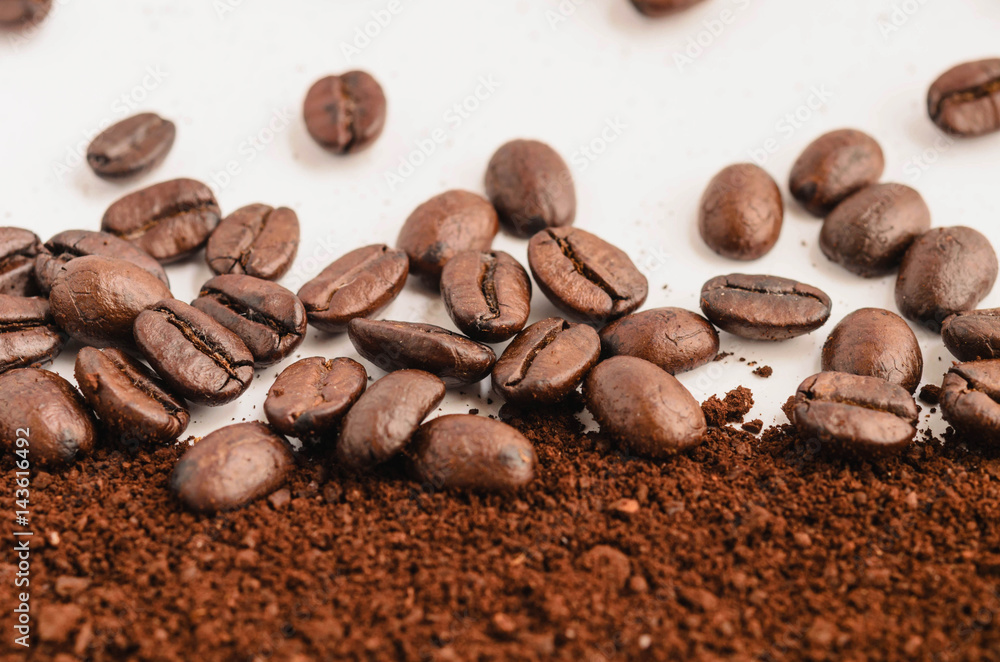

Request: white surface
left=1, top=0, right=998, bottom=440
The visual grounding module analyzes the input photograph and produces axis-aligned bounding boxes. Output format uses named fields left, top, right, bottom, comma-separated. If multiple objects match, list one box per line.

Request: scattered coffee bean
left=440, top=250, right=531, bottom=343
left=789, top=129, right=885, bottom=217
left=265, top=357, right=368, bottom=441
left=303, top=71, right=386, bottom=153
left=822, top=308, right=922, bottom=393
left=942, top=309, right=1000, bottom=361
left=0, top=295, right=63, bottom=373
left=0, top=0, right=50, bottom=26
left=699, top=164, right=783, bottom=260
left=34, top=229, right=169, bottom=293
left=0, top=226, right=43, bottom=296
left=86, top=113, right=176, bottom=180
left=205, top=204, right=299, bottom=280
left=485, top=139, right=576, bottom=237
left=630, top=0, right=707, bottom=16
left=940, top=360, right=1000, bottom=438
left=599, top=307, right=719, bottom=375
left=928, top=58, right=1000, bottom=137
left=700, top=274, right=832, bottom=341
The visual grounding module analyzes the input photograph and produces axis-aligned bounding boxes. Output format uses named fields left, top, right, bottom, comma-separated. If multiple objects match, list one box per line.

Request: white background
left=1, top=0, right=998, bottom=440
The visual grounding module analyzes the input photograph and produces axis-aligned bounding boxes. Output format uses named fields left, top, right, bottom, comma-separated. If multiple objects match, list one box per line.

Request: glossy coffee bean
left=699, top=164, right=783, bottom=261
left=492, top=317, right=600, bottom=405
left=134, top=299, right=254, bottom=406
left=630, top=0, right=707, bottom=17
left=170, top=422, right=295, bottom=514
left=789, top=129, right=885, bottom=217
left=822, top=308, right=922, bottom=393
left=34, top=229, right=168, bottom=293
left=440, top=250, right=531, bottom=343
left=192, top=275, right=306, bottom=367
left=205, top=204, right=299, bottom=280
left=895, top=226, right=998, bottom=330
left=528, top=227, right=647, bottom=323
left=0, top=227, right=43, bottom=296
left=298, top=244, right=408, bottom=333
left=86, top=113, right=176, bottom=180
left=942, top=309, right=1000, bottom=362
left=928, top=58, right=1000, bottom=137
left=101, top=178, right=221, bottom=263
left=700, top=274, right=832, bottom=341
left=0, top=0, right=50, bottom=26
left=940, top=360, right=1000, bottom=438
left=303, top=71, right=386, bottom=153
left=599, top=307, right=719, bottom=375
left=584, top=356, right=706, bottom=458
left=485, top=139, right=576, bottom=237
left=0, top=295, right=63, bottom=373
left=336, top=370, right=446, bottom=470
left=265, top=357, right=368, bottom=441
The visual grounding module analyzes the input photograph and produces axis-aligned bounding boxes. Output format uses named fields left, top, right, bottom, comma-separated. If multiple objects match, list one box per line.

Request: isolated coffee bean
left=440, top=250, right=531, bottom=343
left=942, top=309, right=1000, bottom=362
left=700, top=274, right=832, bottom=341
left=820, top=184, right=931, bottom=277
left=303, top=71, right=386, bottom=153
left=0, top=227, right=43, bottom=296
left=630, top=0, right=707, bottom=17
left=485, top=139, right=576, bottom=237
left=699, top=164, right=783, bottom=261
left=928, top=58, right=1000, bottom=137
left=0, top=295, right=63, bottom=373
left=265, top=357, right=368, bottom=441
left=205, top=204, right=299, bottom=280
left=528, top=227, right=647, bottom=323
left=134, top=299, right=254, bottom=406
left=492, top=318, right=600, bottom=405
left=895, top=226, right=998, bottom=330
left=75, top=347, right=189, bottom=445
left=822, top=308, right=922, bottom=393
left=34, top=229, right=169, bottom=293
left=49, top=255, right=172, bottom=348
left=0, top=368, right=95, bottom=467
left=599, top=307, right=719, bottom=374
left=408, top=415, right=536, bottom=492
left=298, top=244, right=408, bottom=333
left=584, top=356, right=706, bottom=458
left=940, top=360, right=1000, bottom=438
left=170, top=422, right=295, bottom=514
left=192, top=275, right=306, bottom=367
left=86, top=113, right=176, bottom=180
left=337, top=370, right=446, bottom=470
left=101, top=178, right=221, bottom=263
left=0, top=0, right=50, bottom=26
left=789, top=129, right=885, bottom=217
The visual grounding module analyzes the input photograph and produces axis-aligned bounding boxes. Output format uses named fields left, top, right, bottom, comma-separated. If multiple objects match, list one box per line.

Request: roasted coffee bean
left=528, top=227, right=647, bottom=323
left=699, top=164, right=783, bottom=261
left=0, top=295, right=63, bottom=373
left=0, top=0, right=50, bottom=26
left=789, top=129, right=885, bottom=217
left=170, top=422, right=295, bottom=514
left=0, top=368, right=95, bottom=467
left=820, top=184, right=931, bottom=277
left=336, top=370, right=446, bottom=470
left=928, top=58, right=1000, bottom=137
left=75, top=347, right=189, bottom=445
left=86, top=113, right=176, bottom=180
left=34, top=229, right=168, bottom=293
left=49, top=255, right=172, bottom=347
left=265, top=357, right=368, bottom=441
left=492, top=318, right=600, bottom=405
left=700, top=274, right=832, bottom=341
left=298, top=244, right=408, bottom=333
left=440, top=250, right=531, bottom=343
left=101, top=178, right=221, bottom=263
left=192, top=275, right=306, bottom=367
left=940, top=360, right=1000, bottom=438
left=630, top=0, right=707, bottom=17
left=942, top=309, right=1000, bottom=362
left=205, top=204, right=299, bottom=280
left=134, top=299, right=254, bottom=406
left=408, top=415, right=536, bottom=492
left=599, top=307, right=719, bottom=375
left=0, top=226, right=43, bottom=296
left=584, top=356, right=706, bottom=458
left=348, top=319, right=496, bottom=387
left=303, top=71, right=386, bottom=153
left=485, top=139, right=576, bottom=237
left=895, top=226, right=998, bottom=330
left=822, top=308, right=922, bottom=393
left=793, top=372, right=919, bottom=455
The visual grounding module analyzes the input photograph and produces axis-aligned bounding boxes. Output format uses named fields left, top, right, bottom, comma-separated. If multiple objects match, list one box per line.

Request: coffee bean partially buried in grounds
left=789, top=129, right=885, bottom=218
left=440, top=250, right=531, bottom=343
left=0, top=226, right=44, bottom=296
left=86, top=113, right=176, bottom=180
left=821, top=308, right=922, bottom=394
left=303, top=71, right=387, bottom=154
left=928, top=58, right=1000, bottom=137
left=205, top=204, right=299, bottom=281
left=598, top=307, right=719, bottom=375
left=700, top=274, right=832, bottom=341
left=942, top=309, right=1000, bottom=362
left=34, top=229, right=169, bottom=293
left=264, top=357, right=368, bottom=441
left=940, top=360, right=1000, bottom=439
left=0, top=295, right=64, bottom=374
left=485, top=139, right=576, bottom=237
left=629, top=0, right=708, bottom=17
left=698, top=164, right=783, bottom=261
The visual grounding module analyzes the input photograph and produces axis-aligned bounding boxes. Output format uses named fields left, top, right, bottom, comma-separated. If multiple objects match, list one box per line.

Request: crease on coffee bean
left=549, top=231, right=629, bottom=303
left=933, top=78, right=1000, bottom=119
left=155, top=306, right=250, bottom=379
left=199, top=288, right=297, bottom=338
left=504, top=322, right=566, bottom=387
left=113, top=199, right=218, bottom=240
left=104, top=351, right=186, bottom=416
left=478, top=255, right=501, bottom=321
left=310, top=249, right=391, bottom=312
left=712, top=280, right=828, bottom=305
left=337, top=80, right=360, bottom=152
left=800, top=384, right=910, bottom=420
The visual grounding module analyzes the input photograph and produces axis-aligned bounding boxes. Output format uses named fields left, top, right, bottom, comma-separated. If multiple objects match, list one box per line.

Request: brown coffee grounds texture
left=701, top=386, right=754, bottom=428
left=753, top=365, right=773, bottom=378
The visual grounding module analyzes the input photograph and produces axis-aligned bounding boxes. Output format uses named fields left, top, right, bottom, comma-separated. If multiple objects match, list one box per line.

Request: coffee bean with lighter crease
left=265, top=357, right=368, bottom=442
left=942, top=309, right=1000, bottom=362
left=86, top=113, right=176, bottom=180
left=940, top=360, right=1000, bottom=439
left=789, top=129, right=885, bottom=217
left=205, top=204, right=299, bottom=280
left=485, top=139, right=576, bottom=237
left=599, top=307, right=719, bottom=375
left=0, top=295, right=64, bottom=374
left=822, top=308, right=922, bottom=393
left=0, top=227, right=44, bottom=297
left=699, top=164, right=783, bottom=261
left=34, top=229, right=168, bottom=293
left=700, top=274, right=832, bottom=341
left=440, top=250, right=531, bottom=343
left=303, top=71, right=386, bottom=153
left=928, top=58, right=1000, bottom=137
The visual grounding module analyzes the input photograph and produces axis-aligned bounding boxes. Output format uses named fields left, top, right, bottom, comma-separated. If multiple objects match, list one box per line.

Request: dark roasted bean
left=928, top=58, right=1000, bottom=137
left=822, top=308, right=922, bottom=393
left=265, top=357, right=368, bottom=441
left=86, top=113, right=176, bottom=180
left=942, top=309, right=1000, bottom=362
left=0, top=0, right=50, bottom=26
left=940, top=360, right=1000, bottom=439
left=789, top=129, right=885, bottom=217
left=440, top=250, right=531, bottom=343
left=34, top=229, right=168, bottom=293
left=599, top=307, right=719, bottom=374
left=700, top=274, right=832, bottom=341
left=0, top=295, right=63, bottom=373
left=0, top=226, right=43, bottom=296
left=485, top=139, right=576, bottom=237
left=699, top=164, right=783, bottom=261
left=630, top=0, right=707, bottom=16
left=303, top=71, right=386, bottom=153
left=205, top=204, right=299, bottom=280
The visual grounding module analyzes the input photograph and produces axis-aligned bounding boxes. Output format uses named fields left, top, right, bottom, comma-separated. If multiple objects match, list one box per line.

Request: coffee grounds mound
left=752, top=365, right=773, bottom=378
left=3, top=401, right=1000, bottom=661
left=701, top=386, right=754, bottom=428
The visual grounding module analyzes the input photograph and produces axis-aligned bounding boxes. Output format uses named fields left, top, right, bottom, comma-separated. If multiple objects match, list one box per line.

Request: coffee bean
left=0, top=368, right=95, bottom=467
left=528, top=227, right=647, bottom=323
left=940, top=360, right=1000, bottom=438
left=265, top=357, right=368, bottom=441
left=336, top=370, right=446, bottom=470
left=205, top=204, right=299, bottom=280
left=789, top=129, right=885, bottom=218
left=303, top=71, right=386, bottom=153
left=599, top=307, right=719, bottom=374
left=298, top=244, right=408, bottom=333
left=101, top=178, right=221, bottom=263
left=0, top=227, right=43, bottom=296
left=49, top=255, right=172, bottom=347
left=134, top=299, right=254, bottom=406
left=74, top=347, right=189, bottom=445
left=485, top=139, right=576, bottom=237
left=895, top=226, right=998, bottom=330
left=820, top=184, right=931, bottom=277
left=699, top=164, right=783, bottom=260
left=440, top=250, right=531, bottom=343
left=192, top=275, right=306, bottom=367
left=170, top=422, right=295, bottom=513
left=822, top=308, right=922, bottom=393
left=700, top=274, right=832, bottom=341
left=348, top=319, right=496, bottom=387
left=492, top=317, right=600, bottom=405
left=86, top=113, right=176, bottom=180
left=0, top=295, right=63, bottom=373
left=0, top=0, right=50, bottom=26
left=792, top=371, right=919, bottom=455
left=584, top=356, right=706, bottom=458
left=34, top=229, right=169, bottom=293
left=942, top=309, right=1000, bottom=362
left=928, top=58, right=1000, bottom=137
left=408, top=415, right=536, bottom=492
left=630, top=0, right=707, bottom=17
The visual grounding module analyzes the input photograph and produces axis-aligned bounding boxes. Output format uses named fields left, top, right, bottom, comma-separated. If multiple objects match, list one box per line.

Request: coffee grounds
left=701, top=386, right=754, bottom=428
left=752, top=365, right=773, bottom=378
left=919, top=384, right=942, bottom=405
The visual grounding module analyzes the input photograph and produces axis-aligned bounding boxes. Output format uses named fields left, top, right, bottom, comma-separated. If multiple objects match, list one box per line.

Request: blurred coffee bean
left=699, top=164, right=783, bottom=260
left=599, top=307, right=719, bottom=375
left=940, top=360, right=1000, bottom=438
left=485, top=139, right=576, bottom=237
left=34, top=229, right=168, bottom=293
left=0, top=295, right=63, bottom=373
left=700, top=274, right=832, bottom=341
left=942, top=309, right=1000, bottom=362
left=303, top=71, right=386, bottom=153
left=630, top=0, right=707, bottom=17
left=789, top=129, right=884, bottom=217
left=265, top=357, right=368, bottom=441
left=0, top=0, right=51, bottom=27
left=0, top=226, right=43, bottom=296
left=86, top=113, right=176, bottom=180
left=440, top=250, right=531, bottom=343
left=821, top=308, right=922, bottom=393
left=205, top=204, right=299, bottom=280
left=928, top=58, right=1000, bottom=137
